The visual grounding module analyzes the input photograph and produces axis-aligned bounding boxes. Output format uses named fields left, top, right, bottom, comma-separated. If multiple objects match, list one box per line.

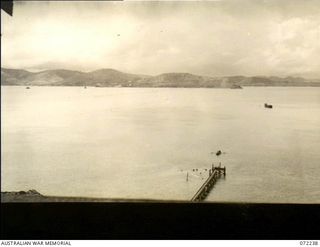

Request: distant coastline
left=2, top=68, right=320, bottom=88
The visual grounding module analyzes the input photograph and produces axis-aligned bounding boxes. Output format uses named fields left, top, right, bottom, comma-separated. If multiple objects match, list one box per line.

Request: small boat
left=230, top=84, right=242, bottom=89
left=264, top=103, right=273, bottom=109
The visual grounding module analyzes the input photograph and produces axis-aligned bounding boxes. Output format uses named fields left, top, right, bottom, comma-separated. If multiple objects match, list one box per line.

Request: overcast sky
left=1, top=0, right=320, bottom=78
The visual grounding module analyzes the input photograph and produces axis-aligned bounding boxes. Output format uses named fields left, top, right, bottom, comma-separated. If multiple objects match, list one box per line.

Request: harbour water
left=1, top=86, right=320, bottom=203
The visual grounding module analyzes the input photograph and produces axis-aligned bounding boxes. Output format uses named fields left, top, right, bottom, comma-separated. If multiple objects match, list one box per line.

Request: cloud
left=1, top=0, right=320, bottom=78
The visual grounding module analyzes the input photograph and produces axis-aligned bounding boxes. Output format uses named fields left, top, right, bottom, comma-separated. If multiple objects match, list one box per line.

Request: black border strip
left=1, top=202, right=320, bottom=240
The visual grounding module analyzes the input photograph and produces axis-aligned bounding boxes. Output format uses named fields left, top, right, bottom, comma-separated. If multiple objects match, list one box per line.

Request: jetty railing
left=191, top=164, right=226, bottom=202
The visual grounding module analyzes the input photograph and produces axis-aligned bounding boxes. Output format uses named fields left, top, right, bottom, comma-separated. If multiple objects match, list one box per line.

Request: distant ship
left=264, top=103, right=273, bottom=109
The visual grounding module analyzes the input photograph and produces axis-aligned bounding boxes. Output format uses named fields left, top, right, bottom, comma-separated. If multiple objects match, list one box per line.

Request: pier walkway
left=191, top=164, right=226, bottom=202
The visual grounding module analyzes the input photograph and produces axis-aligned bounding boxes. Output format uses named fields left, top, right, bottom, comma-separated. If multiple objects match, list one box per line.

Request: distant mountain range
left=2, top=68, right=320, bottom=88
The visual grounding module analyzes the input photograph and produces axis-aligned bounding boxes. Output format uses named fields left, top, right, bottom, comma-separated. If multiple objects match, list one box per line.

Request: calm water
left=1, top=86, right=320, bottom=203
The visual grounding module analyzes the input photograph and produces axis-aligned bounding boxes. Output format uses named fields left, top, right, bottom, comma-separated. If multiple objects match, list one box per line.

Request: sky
left=1, top=0, right=320, bottom=78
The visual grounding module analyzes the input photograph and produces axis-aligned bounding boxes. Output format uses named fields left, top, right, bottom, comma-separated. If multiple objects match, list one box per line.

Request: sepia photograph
left=1, top=0, right=320, bottom=240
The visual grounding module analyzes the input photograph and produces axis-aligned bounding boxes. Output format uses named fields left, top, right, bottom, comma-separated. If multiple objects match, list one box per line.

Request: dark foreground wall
left=1, top=202, right=320, bottom=240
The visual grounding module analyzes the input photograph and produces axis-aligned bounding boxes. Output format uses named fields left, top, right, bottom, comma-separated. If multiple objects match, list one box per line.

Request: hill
left=1, top=68, right=319, bottom=87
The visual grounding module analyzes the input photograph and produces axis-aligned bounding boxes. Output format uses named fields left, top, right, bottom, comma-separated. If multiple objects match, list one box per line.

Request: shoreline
left=1, top=190, right=187, bottom=203
left=2, top=191, right=317, bottom=204
left=2, top=84, right=320, bottom=88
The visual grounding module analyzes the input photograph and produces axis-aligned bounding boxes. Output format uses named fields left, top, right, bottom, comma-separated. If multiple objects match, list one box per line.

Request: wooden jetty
left=191, top=164, right=226, bottom=202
